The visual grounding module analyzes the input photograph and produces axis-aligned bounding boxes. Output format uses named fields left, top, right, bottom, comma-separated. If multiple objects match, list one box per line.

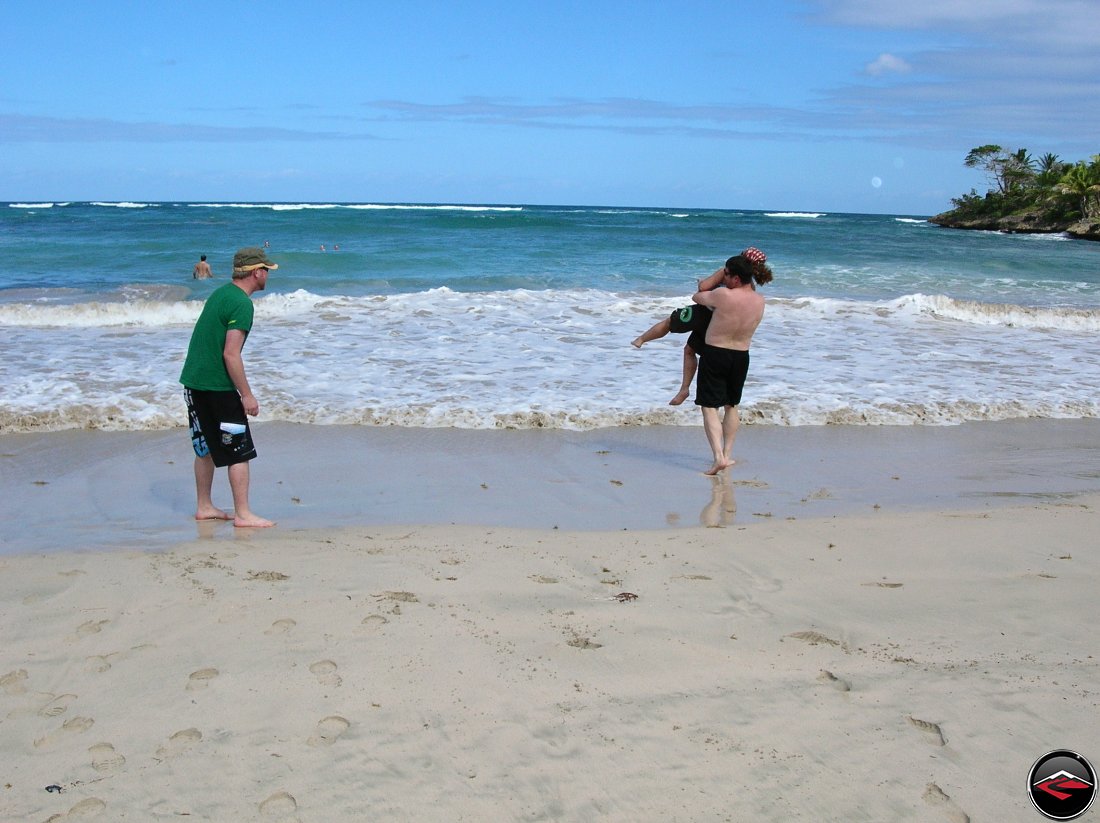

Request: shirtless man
left=691, top=247, right=772, bottom=475
left=193, top=255, right=213, bottom=279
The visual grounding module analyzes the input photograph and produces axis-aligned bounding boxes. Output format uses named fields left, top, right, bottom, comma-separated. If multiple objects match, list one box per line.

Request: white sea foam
left=343, top=204, right=523, bottom=212
left=894, top=218, right=928, bottom=224
left=766, top=212, right=825, bottom=218
left=89, top=202, right=154, bottom=208
left=1015, top=232, right=1073, bottom=242
left=9, top=202, right=57, bottom=209
left=4, top=288, right=1095, bottom=332
left=2, top=287, right=1098, bottom=433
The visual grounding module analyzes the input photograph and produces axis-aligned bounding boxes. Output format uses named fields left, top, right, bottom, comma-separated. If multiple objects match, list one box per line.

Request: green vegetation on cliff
left=932, top=146, right=1100, bottom=240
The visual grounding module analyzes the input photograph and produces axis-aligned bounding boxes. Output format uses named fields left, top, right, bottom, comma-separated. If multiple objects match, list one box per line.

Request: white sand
left=2, top=491, right=1098, bottom=820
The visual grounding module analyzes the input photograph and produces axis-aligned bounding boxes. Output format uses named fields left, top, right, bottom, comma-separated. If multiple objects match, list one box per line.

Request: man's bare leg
left=669, top=345, right=698, bottom=405
left=193, top=454, right=231, bottom=520
left=701, top=406, right=731, bottom=475
left=631, top=317, right=671, bottom=348
left=227, top=461, right=275, bottom=528
left=721, top=405, right=741, bottom=466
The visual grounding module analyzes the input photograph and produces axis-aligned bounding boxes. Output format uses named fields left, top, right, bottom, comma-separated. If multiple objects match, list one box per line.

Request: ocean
left=2, top=201, right=1099, bottom=433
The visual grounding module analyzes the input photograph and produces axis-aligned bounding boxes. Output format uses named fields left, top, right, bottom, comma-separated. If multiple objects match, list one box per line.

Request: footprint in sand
left=38, top=693, right=78, bottom=717
left=186, top=668, right=220, bottom=692
left=309, top=660, right=342, bottom=687
left=155, top=728, right=202, bottom=761
left=908, top=715, right=947, bottom=746
left=265, top=618, right=297, bottom=636
left=307, top=715, right=350, bottom=747
left=43, top=797, right=107, bottom=821
left=74, top=619, right=109, bottom=639
left=566, top=633, right=603, bottom=650
left=374, top=590, right=419, bottom=603
left=84, top=655, right=114, bottom=674
left=33, top=716, right=94, bottom=750
left=817, top=670, right=851, bottom=692
left=923, top=782, right=970, bottom=823
left=1, top=669, right=28, bottom=695
left=786, top=630, right=844, bottom=648
left=259, top=790, right=301, bottom=822
left=89, top=741, right=126, bottom=773
left=359, top=614, right=389, bottom=634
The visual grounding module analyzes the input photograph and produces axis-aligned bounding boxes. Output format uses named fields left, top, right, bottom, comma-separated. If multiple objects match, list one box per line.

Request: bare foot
left=631, top=337, right=644, bottom=349
left=195, top=508, right=232, bottom=522
left=703, top=459, right=732, bottom=476
left=668, top=389, right=690, bottom=406
left=234, top=514, right=276, bottom=528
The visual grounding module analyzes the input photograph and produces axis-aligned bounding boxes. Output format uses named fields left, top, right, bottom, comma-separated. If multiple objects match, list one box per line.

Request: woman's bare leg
left=631, top=316, right=671, bottom=348
left=669, top=344, right=698, bottom=405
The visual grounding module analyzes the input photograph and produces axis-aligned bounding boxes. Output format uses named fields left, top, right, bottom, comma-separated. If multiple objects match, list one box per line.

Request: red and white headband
left=742, top=247, right=766, bottom=265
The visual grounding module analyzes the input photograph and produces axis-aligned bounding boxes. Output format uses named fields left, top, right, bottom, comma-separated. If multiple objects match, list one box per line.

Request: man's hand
left=241, top=393, right=259, bottom=416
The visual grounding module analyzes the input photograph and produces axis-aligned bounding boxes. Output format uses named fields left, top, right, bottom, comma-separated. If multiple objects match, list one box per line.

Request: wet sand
left=1, top=419, right=1099, bottom=555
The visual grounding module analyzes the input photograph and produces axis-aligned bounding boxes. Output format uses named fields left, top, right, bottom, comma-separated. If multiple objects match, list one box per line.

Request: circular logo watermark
left=1028, top=750, right=1096, bottom=820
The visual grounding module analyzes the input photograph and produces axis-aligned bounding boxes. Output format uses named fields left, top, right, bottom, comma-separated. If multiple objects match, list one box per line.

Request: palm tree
left=1036, top=153, right=1066, bottom=187
left=1055, top=162, right=1100, bottom=218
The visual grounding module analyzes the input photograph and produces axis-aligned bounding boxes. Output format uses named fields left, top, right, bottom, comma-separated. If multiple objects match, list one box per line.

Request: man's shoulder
left=204, top=282, right=251, bottom=314
left=210, top=281, right=247, bottom=299
left=730, top=285, right=763, bottom=302
left=708, top=286, right=741, bottom=304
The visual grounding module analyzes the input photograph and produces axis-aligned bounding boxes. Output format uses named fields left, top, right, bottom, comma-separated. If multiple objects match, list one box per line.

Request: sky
left=2, top=0, right=1098, bottom=215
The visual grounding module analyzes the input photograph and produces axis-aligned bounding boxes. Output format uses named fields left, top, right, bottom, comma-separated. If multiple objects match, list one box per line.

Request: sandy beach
left=2, top=420, right=1099, bottom=821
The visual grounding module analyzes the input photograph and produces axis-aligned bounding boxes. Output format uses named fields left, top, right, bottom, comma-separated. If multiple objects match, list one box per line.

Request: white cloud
left=864, top=53, right=912, bottom=76
left=0, top=114, right=376, bottom=144
left=809, top=0, right=1100, bottom=49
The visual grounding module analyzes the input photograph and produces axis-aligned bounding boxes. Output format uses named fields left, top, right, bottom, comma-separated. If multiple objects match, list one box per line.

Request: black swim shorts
left=668, top=305, right=712, bottom=354
left=668, top=305, right=711, bottom=334
left=694, top=346, right=751, bottom=408
left=184, top=388, right=257, bottom=467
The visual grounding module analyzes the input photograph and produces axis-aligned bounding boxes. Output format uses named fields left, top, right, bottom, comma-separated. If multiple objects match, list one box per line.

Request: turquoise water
left=3, top=202, right=1095, bottom=304
left=2, top=201, right=1099, bottom=431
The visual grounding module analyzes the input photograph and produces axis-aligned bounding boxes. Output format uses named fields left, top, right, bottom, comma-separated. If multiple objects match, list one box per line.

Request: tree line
left=951, top=145, right=1100, bottom=221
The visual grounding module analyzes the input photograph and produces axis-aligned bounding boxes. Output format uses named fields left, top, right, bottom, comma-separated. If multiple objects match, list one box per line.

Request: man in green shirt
left=180, top=247, right=278, bottom=528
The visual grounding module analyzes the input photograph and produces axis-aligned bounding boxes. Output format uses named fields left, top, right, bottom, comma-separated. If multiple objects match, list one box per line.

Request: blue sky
left=2, top=0, right=1097, bottom=214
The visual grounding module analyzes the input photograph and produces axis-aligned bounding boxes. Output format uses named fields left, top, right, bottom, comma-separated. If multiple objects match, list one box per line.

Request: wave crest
left=4, top=397, right=1097, bottom=434
left=892, top=294, right=1100, bottom=331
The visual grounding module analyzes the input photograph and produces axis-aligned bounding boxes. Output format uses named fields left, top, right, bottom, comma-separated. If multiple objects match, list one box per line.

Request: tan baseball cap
left=232, top=247, right=279, bottom=272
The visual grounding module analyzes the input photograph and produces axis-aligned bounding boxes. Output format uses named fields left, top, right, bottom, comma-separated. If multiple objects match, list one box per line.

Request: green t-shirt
left=179, top=282, right=255, bottom=391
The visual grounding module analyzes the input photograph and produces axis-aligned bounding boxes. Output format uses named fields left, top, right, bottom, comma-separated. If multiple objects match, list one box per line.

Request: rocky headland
left=929, top=211, right=1100, bottom=241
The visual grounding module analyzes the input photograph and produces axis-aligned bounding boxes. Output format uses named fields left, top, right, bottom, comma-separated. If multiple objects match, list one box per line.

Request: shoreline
left=2, top=418, right=1099, bottom=556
